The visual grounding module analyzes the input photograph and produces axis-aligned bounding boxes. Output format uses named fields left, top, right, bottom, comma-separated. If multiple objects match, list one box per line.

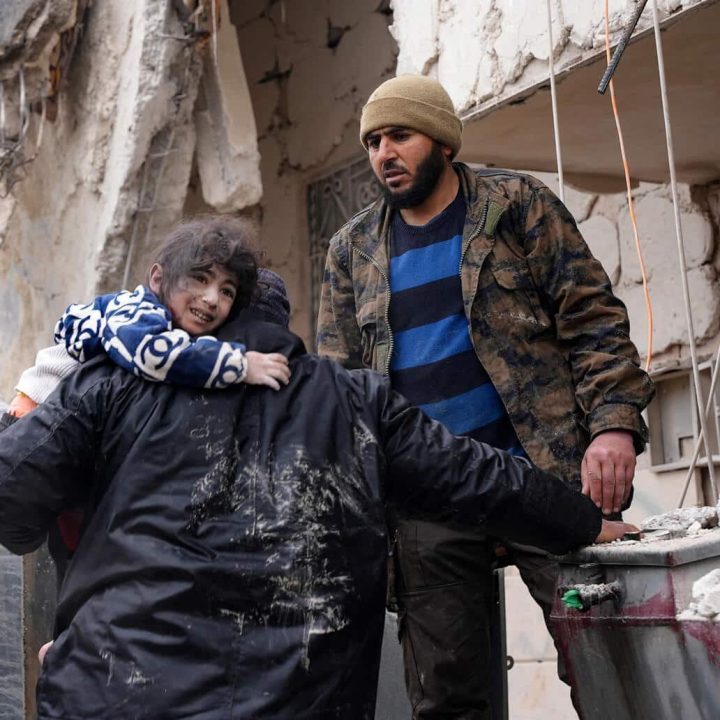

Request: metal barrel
left=551, top=529, right=720, bottom=720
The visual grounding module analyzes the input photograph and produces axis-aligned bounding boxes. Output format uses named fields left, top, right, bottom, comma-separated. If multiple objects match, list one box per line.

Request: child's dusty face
left=167, top=264, right=238, bottom=336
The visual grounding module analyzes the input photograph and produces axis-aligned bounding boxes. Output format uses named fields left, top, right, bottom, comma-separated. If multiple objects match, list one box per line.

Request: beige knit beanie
left=360, top=75, right=462, bottom=155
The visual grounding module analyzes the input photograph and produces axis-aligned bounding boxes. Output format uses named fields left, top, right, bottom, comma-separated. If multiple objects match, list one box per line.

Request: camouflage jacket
left=317, top=163, right=654, bottom=487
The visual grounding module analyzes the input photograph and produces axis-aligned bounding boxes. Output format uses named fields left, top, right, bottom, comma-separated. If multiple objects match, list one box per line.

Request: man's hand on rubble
left=595, top=519, right=639, bottom=544
left=581, top=430, right=636, bottom=516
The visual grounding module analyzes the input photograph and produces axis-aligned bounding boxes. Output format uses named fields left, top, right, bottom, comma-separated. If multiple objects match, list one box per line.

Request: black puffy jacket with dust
left=0, top=321, right=601, bottom=720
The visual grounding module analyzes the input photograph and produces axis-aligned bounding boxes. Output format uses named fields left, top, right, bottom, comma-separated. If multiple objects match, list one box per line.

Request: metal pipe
left=546, top=0, right=564, bottom=203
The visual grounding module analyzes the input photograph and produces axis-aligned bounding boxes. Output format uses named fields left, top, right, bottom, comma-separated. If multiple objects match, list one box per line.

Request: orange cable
left=604, top=0, right=654, bottom=370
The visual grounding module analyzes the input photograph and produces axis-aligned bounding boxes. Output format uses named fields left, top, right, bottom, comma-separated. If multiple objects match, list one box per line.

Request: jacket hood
left=218, top=319, right=307, bottom=360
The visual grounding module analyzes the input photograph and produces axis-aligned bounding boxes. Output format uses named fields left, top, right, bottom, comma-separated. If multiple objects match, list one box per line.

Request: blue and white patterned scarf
left=54, top=286, right=248, bottom=389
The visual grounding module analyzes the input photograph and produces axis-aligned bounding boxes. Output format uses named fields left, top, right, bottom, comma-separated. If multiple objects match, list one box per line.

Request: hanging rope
left=648, top=0, right=717, bottom=501
left=545, top=0, right=564, bottom=203
left=602, top=0, right=653, bottom=371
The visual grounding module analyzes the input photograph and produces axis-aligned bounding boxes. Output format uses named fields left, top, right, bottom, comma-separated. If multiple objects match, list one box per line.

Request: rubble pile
left=678, top=568, right=720, bottom=621
left=641, top=506, right=719, bottom=533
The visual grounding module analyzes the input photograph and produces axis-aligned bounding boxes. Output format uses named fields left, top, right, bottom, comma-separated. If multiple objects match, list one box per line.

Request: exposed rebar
left=598, top=0, right=649, bottom=94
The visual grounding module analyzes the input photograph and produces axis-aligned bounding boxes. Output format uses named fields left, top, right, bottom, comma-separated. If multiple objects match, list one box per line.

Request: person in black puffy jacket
left=0, top=281, right=632, bottom=720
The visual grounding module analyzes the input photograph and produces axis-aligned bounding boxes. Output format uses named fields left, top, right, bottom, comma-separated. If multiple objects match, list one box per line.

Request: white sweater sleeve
left=15, top=344, right=81, bottom=404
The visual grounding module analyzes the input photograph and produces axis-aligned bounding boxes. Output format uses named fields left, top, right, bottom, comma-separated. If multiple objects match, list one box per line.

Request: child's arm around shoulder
left=57, top=286, right=289, bottom=390
left=9, top=344, right=80, bottom=416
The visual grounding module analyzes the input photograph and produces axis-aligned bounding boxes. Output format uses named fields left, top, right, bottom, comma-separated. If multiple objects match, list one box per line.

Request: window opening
left=307, top=157, right=381, bottom=344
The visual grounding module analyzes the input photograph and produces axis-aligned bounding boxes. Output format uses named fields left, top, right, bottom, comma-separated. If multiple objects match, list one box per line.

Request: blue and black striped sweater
left=389, top=190, right=523, bottom=455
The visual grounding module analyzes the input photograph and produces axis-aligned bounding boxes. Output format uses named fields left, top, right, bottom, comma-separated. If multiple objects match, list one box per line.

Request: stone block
left=619, top=191, right=714, bottom=284
left=593, top=190, right=629, bottom=221
left=616, top=264, right=720, bottom=358
left=578, top=214, right=620, bottom=285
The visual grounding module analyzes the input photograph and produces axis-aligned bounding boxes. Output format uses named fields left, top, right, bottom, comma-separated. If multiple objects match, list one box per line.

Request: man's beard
left=380, top=142, right=447, bottom=209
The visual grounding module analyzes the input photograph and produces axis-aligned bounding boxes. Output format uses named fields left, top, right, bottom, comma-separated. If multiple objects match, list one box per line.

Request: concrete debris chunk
left=678, top=568, right=720, bottom=621
left=642, top=506, right=718, bottom=533
left=0, top=0, right=77, bottom=71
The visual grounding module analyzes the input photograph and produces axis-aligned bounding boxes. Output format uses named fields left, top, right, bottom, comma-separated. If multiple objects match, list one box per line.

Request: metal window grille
left=307, top=157, right=381, bottom=345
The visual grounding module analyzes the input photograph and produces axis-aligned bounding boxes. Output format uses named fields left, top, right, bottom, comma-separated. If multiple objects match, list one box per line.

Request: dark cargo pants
left=394, top=518, right=569, bottom=720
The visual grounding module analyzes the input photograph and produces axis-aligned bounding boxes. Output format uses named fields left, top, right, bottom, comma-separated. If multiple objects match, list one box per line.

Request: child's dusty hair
left=148, top=215, right=258, bottom=321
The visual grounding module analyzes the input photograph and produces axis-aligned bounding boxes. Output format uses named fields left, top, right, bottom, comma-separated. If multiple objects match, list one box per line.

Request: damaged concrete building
left=1, top=0, right=720, bottom=718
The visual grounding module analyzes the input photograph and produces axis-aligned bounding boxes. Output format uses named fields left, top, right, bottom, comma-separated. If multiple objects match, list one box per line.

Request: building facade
left=1, top=1, right=719, bottom=717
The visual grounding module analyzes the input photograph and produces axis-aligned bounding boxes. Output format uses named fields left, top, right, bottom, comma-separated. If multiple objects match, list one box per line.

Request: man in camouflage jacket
left=317, top=75, right=654, bottom=719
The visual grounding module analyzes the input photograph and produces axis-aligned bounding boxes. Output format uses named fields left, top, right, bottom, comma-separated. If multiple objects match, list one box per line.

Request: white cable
left=651, top=0, right=717, bottom=502
left=211, top=0, right=218, bottom=68
left=546, top=0, right=565, bottom=203
left=0, top=82, right=6, bottom=145
left=678, top=343, right=720, bottom=507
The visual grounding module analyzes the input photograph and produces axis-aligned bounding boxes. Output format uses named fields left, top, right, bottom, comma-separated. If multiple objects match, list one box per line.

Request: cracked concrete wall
left=529, top=171, right=720, bottom=367
left=391, top=0, right=708, bottom=113
left=233, top=0, right=397, bottom=343
left=0, top=1, right=201, bottom=396
left=0, top=1, right=266, bottom=399
left=386, top=0, right=720, bottom=376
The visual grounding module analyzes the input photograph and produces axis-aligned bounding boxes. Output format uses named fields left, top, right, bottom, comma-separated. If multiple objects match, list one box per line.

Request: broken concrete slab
left=0, top=0, right=77, bottom=70
left=195, top=0, right=262, bottom=212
